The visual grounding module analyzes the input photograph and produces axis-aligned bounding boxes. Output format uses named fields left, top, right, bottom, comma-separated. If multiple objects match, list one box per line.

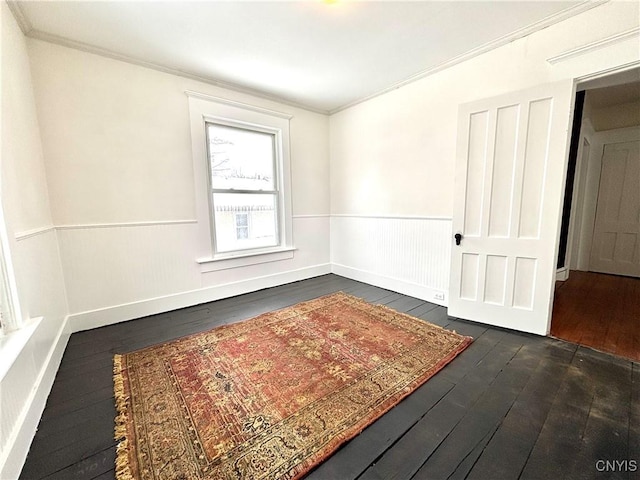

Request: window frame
left=205, top=118, right=282, bottom=256
left=187, top=91, right=294, bottom=269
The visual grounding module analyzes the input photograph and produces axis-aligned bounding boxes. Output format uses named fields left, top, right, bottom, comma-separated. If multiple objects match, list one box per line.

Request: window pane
left=236, top=226, right=249, bottom=240
left=235, top=213, right=249, bottom=240
left=207, top=124, right=275, bottom=191
left=235, top=213, right=248, bottom=227
left=213, top=193, right=278, bottom=253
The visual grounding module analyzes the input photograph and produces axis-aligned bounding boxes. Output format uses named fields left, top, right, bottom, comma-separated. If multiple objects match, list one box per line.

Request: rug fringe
left=113, top=354, right=135, bottom=480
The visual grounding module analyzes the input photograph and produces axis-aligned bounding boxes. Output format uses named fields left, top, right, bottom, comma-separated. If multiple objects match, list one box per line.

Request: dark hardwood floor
left=19, top=274, right=639, bottom=480
left=551, top=271, right=640, bottom=362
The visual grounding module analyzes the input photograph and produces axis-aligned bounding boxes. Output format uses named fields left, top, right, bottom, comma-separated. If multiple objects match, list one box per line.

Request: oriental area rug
left=113, top=292, right=472, bottom=480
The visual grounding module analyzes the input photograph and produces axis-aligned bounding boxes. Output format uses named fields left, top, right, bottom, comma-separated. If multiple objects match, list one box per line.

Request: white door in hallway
left=448, top=81, right=574, bottom=335
left=590, top=140, right=640, bottom=277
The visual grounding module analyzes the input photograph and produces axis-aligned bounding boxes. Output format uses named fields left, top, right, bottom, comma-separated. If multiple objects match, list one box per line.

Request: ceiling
left=587, top=81, right=640, bottom=109
left=12, top=1, right=596, bottom=113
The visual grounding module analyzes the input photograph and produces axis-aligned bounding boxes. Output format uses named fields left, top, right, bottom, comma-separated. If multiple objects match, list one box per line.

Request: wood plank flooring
left=19, top=274, right=639, bottom=480
left=551, top=271, right=640, bottom=361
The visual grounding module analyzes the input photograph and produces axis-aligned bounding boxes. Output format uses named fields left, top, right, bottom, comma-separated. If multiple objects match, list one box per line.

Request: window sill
left=197, top=247, right=296, bottom=272
left=0, top=317, right=42, bottom=382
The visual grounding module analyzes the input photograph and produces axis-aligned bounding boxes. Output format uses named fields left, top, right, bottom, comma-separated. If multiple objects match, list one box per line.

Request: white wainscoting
left=0, top=317, right=69, bottom=480
left=60, top=216, right=331, bottom=332
left=57, top=222, right=202, bottom=315
left=1, top=228, right=69, bottom=480
left=3, top=216, right=329, bottom=477
left=330, top=215, right=453, bottom=306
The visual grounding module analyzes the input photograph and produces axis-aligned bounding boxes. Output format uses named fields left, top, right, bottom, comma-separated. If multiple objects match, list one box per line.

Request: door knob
left=454, top=233, right=463, bottom=246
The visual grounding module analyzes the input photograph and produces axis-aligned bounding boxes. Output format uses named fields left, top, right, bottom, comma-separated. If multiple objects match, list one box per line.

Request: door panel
left=590, top=140, right=640, bottom=277
left=449, top=81, right=574, bottom=335
left=519, top=98, right=553, bottom=238
left=463, top=112, right=489, bottom=237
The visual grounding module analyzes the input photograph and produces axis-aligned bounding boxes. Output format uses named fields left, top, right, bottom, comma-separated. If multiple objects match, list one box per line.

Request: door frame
left=548, top=65, right=640, bottom=329
left=564, top=118, right=595, bottom=273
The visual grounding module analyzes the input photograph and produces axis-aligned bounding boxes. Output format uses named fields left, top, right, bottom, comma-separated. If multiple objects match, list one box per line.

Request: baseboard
left=0, top=315, right=70, bottom=480
left=331, top=264, right=448, bottom=307
left=556, top=267, right=569, bottom=281
left=68, top=263, right=332, bottom=333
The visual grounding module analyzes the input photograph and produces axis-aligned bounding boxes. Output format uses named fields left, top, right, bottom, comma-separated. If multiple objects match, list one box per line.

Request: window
left=206, top=122, right=280, bottom=254
left=187, top=91, right=294, bottom=267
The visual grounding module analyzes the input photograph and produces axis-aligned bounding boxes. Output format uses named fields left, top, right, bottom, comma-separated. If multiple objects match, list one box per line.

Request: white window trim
left=196, top=247, right=297, bottom=273
left=0, top=317, right=41, bottom=382
left=0, top=200, right=31, bottom=383
left=187, top=91, right=294, bottom=270
left=0, top=202, right=22, bottom=335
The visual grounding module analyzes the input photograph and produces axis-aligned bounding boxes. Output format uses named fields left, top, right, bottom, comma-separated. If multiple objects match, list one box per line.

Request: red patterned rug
left=113, top=292, right=472, bottom=480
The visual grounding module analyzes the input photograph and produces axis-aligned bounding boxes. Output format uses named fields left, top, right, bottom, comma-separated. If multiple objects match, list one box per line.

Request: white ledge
left=547, top=27, right=640, bottom=65
left=0, top=317, right=42, bottom=382
left=331, top=214, right=453, bottom=221
left=197, top=247, right=296, bottom=272
left=56, top=220, right=197, bottom=230
left=14, top=226, right=55, bottom=241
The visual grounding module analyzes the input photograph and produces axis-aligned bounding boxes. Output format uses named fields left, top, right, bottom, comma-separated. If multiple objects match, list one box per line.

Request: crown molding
left=329, top=0, right=608, bottom=114
left=5, top=0, right=32, bottom=34
left=25, top=29, right=329, bottom=116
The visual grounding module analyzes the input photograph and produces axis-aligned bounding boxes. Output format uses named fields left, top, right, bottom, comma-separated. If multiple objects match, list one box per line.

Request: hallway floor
left=551, top=270, right=640, bottom=362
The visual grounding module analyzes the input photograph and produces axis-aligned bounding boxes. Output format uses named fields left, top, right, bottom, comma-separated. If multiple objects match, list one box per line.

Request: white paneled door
left=449, top=81, right=574, bottom=335
left=590, top=140, right=640, bottom=277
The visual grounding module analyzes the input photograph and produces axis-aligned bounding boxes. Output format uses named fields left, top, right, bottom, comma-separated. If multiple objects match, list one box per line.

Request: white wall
left=330, top=1, right=639, bottom=304
left=0, top=4, right=69, bottom=478
left=27, top=39, right=331, bottom=329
